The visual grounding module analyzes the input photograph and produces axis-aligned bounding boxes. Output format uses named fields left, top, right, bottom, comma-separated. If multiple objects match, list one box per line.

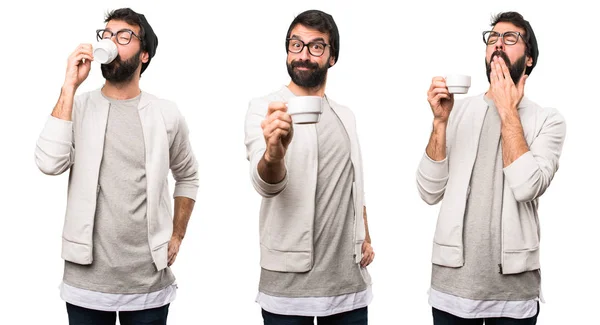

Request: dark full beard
left=486, top=50, right=527, bottom=85
left=286, top=59, right=329, bottom=88
left=101, top=50, right=142, bottom=83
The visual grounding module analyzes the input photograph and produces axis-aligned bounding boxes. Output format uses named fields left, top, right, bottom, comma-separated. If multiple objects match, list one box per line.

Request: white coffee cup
left=93, top=39, right=118, bottom=64
left=286, top=96, right=323, bottom=124
left=445, top=74, right=471, bottom=94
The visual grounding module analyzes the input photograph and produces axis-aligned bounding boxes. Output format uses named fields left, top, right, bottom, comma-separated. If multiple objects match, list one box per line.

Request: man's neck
left=287, top=81, right=326, bottom=97
left=485, top=87, right=492, bottom=99
left=102, top=79, right=141, bottom=100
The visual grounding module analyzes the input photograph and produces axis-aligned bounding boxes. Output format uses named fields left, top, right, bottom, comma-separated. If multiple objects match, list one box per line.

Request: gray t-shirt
left=259, top=97, right=371, bottom=297
left=431, top=104, right=540, bottom=300
left=63, top=93, right=175, bottom=294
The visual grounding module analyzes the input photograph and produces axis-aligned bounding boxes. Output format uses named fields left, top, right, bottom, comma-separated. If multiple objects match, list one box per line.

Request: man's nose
left=495, top=36, right=505, bottom=51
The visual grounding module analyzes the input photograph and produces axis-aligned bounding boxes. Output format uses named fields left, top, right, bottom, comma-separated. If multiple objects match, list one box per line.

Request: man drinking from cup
left=244, top=9, right=374, bottom=324
left=35, top=8, right=199, bottom=324
left=416, top=11, right=566, bottom=324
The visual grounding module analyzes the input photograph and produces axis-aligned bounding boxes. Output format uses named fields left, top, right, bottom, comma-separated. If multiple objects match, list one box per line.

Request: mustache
left=291, top=60, right=319, bottom=70
left=490, top=50, right=511, bottom=66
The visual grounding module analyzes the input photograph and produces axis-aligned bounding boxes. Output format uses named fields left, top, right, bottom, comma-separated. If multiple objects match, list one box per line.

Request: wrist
left=498, top=105, right=519, bottom=122
left=263, top=151, right=284, bottom=166
left=61, top=85, right=77, bottom=97
left=432, top=118, right=448, bottom=130
left=172, top=233, right=184, bottom=241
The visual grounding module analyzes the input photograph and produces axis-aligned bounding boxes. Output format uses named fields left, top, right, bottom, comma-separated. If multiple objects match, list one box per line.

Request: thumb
left=519, top=74, right=528, bottom=93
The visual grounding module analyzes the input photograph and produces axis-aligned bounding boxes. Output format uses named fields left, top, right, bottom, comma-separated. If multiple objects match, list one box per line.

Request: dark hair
left=491, top=11, right=539, bottom=75
left=104, top=8, right=158, bottom=75
left=286, top=10, right=340, bottom=63
left=105, top=8, right=146, bottom=51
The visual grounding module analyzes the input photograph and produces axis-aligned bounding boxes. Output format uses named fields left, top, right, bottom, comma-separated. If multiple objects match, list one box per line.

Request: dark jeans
left=432, top=302, right=539, bottom=325
left=262, top=307, right=368, bottom=325
left=66, top=303, right=169, bottom=325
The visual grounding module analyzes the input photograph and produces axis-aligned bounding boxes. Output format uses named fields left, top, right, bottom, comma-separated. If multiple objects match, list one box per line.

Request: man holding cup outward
left=416, top=11, right=566, bottom=324
left=34, top=8, right=198, bottom=324
left=244, top=9, right=374, bottom=324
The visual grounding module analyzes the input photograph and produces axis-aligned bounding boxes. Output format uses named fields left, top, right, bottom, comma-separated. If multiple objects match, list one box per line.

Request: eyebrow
left=289, top=34, right=327, bottom=43
left=103, top=28, right=135, bottom=33
left=491, top=30, right=520, bottom=34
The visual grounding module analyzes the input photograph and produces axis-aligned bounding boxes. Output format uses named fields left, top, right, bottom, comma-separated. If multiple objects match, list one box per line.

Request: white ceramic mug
left=445, top=74, right=471, bottom=94
left=286, top=96, right=323, bottom=124
left=93, top=39, right=118, bottom=64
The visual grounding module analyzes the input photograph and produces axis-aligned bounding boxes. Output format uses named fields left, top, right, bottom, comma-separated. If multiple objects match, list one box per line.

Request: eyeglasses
left=96, top=29, right=142, bottom=45
left=482, top=31, right=523, bottom=46
left=286, top=38, right=330, bottom=57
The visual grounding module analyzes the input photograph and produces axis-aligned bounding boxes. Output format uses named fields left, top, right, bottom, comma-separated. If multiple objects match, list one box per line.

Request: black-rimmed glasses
left=96, top=29, right=141, bottom=45
left=286, top=38, right=330, bottom=57
left=482, top=31, right=523, bottom=46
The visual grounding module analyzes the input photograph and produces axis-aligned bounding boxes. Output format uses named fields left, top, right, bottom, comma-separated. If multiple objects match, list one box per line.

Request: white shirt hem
left=60, top=281, right=177, bottom=312
left=428, top=287, right=538, bottom=319
left=256, top=285, right=373, bottom=317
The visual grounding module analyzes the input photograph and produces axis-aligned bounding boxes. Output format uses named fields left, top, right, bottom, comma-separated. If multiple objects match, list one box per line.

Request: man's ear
left=141, top=51, right=149, bottom=64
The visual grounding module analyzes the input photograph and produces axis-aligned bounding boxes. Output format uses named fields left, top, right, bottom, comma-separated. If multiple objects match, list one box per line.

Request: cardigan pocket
left=61, top=237, right=93, bottom=265
left=151, top=240, right=169, bottom=271
left=502, top=245, right=541, bottom=274
left=431, top=241, right=463, bottom=268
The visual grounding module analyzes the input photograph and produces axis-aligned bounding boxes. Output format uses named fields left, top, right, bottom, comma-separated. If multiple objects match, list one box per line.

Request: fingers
left=262, top=102, right=293, bottom=142
left=267, top=101, right=288, bottom=116
left=429, top=85, right=450, bottom=96
left=72, top=44, right=93, bottom=54
left=82, top=44, right=93, bottom=54
left=167, top=252, right=176, bottom=266
left=431, top=76, right=446, bottom=84
left=432, top=93, right=452, bottom=102
left=266, top=109, right=292, bottom=125
left=428, top=77, right=447, bottom=93
left=428, top=88, right=452, bottom=107
left=167, top=244, right=173, bottom=264
left=428, top=76, right=450, bottom=96
left=490, top=59, right=501, bottom=86
left=263, top=117, right=292, bottom=139
left=75, top=44, right=93, bottom=52
left=260, top=112, right=290, bottom=133
left=366, top=251, right=375, bottom=266
left=492, top=56, right=511, bottom=85
left=83, top=57, right=91, bottom=67
left=167, top=246, right=178, bottom=267
left=360, top=248, right=375, bottom=268
left=360, top=242, right=375, bottom=267
left=70, top=44, right=93, bottom=61
left=497, top=57, right=512, bottom=83
left=263, top=103, right=292, bottom=133
left=498, top=59, right=509, bottom=77
left=71, top=52, right=94, bottom=64
left=491, top=58, right=499, bottom=81
left=167, top=238, right=181, bottom=267
left=428, top=88, right=451, bottom=104
left=265, top=128, right=292, bottom=147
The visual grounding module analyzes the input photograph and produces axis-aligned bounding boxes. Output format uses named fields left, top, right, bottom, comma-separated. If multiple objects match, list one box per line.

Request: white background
left=0, top=0, right=596, bottom=324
